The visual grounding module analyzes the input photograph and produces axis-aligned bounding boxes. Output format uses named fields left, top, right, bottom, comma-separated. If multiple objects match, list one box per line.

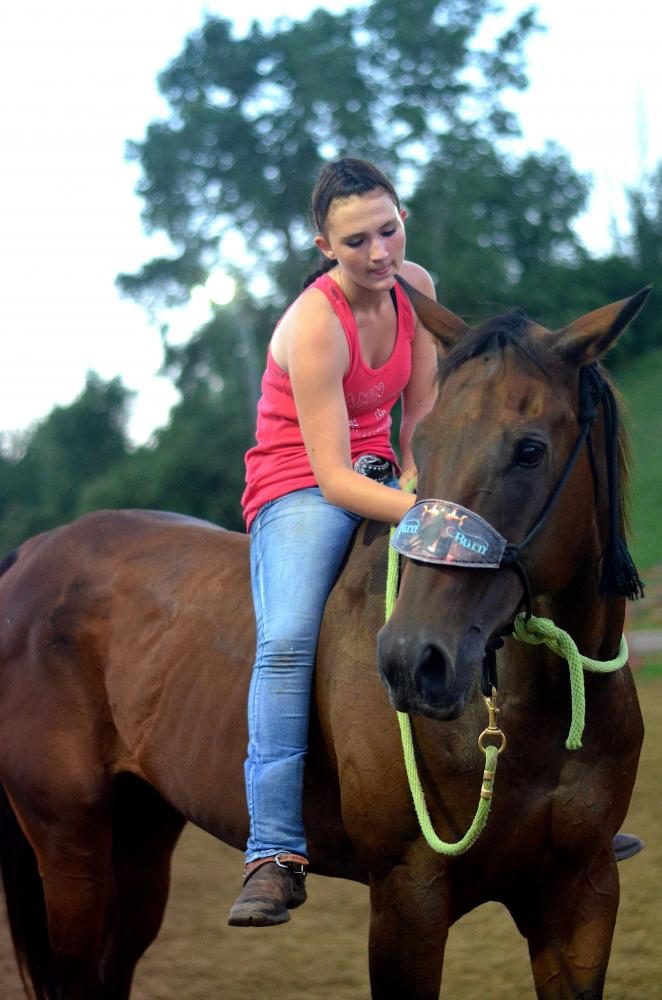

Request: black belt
left=353, top=454, right=397, bottom=484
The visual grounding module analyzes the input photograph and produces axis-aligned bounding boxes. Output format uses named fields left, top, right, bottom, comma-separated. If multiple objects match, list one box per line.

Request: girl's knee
left=255, top=637, right=317, bottom=672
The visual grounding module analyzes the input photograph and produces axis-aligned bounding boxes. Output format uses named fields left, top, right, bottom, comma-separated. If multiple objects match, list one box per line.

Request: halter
left=390, top=363, right=644, bottom=698
left=481, top=364, right=604, bottom=694
left=385, top=364, right=642, bottom=855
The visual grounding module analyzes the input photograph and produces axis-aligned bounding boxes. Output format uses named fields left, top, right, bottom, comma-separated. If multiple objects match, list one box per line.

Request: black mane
left=439, top=309, right=550, bottom=381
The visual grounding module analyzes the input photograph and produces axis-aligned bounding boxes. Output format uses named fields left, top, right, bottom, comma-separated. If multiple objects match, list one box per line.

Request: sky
left=1, top=0, right=660, bottom=446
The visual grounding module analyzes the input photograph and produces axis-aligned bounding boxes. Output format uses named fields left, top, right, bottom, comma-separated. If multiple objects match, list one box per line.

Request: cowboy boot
left=228, top=853, right=308, bottom=926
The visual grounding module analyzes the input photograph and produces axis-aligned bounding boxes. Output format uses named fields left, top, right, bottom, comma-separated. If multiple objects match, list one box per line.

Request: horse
left=0, top=282, right=649, bottom=999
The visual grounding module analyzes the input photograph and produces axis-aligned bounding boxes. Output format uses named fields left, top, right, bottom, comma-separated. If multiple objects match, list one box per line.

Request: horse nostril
left=417, top=644, right=452, bottom=703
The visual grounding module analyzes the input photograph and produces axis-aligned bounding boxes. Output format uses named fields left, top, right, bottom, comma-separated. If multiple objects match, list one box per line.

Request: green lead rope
left=511, top=614, right=629, bottom=749
left=397, top=712, right=499, bottom=855
left=385, top=507, right=629, bottom=854
left=387, top=523, right=499, bottom=855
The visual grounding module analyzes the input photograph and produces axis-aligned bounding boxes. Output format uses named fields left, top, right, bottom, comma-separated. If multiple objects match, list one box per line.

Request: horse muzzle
left=376, top=624, right=484, bottom=720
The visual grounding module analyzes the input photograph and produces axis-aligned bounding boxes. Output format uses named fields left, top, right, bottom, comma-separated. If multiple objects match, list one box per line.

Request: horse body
left=0, top=286, right=648, bottom=998
left=318, top=523, right=641, bottom=998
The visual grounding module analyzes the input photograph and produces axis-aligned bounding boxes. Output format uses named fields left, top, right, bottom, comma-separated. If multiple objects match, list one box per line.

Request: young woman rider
left=228, top=157, right=439, bottom=926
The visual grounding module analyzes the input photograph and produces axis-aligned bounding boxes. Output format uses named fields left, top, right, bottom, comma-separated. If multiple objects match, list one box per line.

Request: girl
left=229, top=158, right=438, bottom=926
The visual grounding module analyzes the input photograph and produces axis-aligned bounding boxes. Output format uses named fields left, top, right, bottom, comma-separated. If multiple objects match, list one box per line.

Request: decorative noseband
left=391, top=500, right=506, bottom=568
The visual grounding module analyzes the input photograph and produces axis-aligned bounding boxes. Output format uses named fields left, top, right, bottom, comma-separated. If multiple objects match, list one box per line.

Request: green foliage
left=617, top=347, right=662, bottom=570
left=78, top=305, right=271, bottom=532
left=0, top=374, right=133, bottom=549
left=81, top=383, right=248, bottom=531
left=405, top=137, right=590, bottom=315
left=628, top=164, right=662, bottom=276
left=118, top=0, right=540, bottom=304
left=639, top=661, right=662, bottom=679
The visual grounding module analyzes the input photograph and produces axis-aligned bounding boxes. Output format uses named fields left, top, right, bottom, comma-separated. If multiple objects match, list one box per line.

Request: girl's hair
left=303, top=158, right=401, bottom=288
left=311, top=157, right=400, bottom=233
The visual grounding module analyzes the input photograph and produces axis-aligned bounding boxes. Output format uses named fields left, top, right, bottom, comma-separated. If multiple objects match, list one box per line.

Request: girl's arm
left=285, top=291, right=416, bottom=524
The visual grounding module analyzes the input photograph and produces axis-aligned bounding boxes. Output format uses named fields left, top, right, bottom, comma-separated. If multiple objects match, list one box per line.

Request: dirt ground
left=1, top=676, right=660, bottom=999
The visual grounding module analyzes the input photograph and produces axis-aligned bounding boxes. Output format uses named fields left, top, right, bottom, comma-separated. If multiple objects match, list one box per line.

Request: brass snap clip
left=478, top=688, right=507, bottom=755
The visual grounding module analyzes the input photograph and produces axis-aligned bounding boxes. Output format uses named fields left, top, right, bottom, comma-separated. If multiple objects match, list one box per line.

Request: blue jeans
left=245, top=487, right=365, bottom=862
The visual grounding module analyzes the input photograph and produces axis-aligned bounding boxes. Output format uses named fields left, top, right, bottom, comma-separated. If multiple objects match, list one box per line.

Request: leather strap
left=243, top=853, right=309, bottom=884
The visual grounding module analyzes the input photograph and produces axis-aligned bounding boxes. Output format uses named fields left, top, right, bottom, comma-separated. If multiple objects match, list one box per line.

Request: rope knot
left=512, top=612, right=628, bottom=750
left=513, top=614, right=552, bottom=645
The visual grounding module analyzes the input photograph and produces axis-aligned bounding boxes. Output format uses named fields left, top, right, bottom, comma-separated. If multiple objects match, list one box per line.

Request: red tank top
left=241, top=273, right=415, bottom=528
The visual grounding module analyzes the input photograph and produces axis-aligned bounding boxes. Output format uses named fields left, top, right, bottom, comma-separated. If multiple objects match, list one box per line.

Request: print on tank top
left=346, top=381, right=389, bottom=439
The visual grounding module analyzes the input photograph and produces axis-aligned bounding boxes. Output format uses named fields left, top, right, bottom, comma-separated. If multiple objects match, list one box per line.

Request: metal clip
left=477, top=688, right=507, bottom=754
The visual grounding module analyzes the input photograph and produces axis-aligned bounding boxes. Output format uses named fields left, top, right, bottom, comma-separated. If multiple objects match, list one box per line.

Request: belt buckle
left=354, top=454, right=393, bottom=483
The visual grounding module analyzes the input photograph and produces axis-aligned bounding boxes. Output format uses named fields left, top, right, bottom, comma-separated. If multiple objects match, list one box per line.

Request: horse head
left=377, top=279, right=651, bottom=720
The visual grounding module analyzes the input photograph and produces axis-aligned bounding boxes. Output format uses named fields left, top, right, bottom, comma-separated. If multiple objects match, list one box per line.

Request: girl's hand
left=398, top=467, right=417, bottom=492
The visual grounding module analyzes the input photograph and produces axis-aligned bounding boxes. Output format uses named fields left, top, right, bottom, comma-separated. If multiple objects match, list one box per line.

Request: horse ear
left=396, top=275, right=469, bottom=350
left=550, top=286, right=652, bottom=365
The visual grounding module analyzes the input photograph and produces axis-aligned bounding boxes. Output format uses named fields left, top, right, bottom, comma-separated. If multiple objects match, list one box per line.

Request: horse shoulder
left=312, top=521, right=424, bottom=859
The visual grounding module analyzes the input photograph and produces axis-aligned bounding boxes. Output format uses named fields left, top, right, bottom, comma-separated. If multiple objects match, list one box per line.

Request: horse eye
left=514, top=439, right=546, bottom=467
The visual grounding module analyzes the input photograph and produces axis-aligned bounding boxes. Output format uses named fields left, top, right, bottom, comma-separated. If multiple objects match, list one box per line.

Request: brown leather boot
left=227, top=853, right=308, bottom=927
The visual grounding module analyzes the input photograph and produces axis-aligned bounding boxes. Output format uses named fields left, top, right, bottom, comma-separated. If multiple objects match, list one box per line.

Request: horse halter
left=391, top=364, right=644, bottom=697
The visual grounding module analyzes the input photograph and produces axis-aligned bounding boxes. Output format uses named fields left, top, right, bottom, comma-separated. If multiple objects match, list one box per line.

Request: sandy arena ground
left=1, top=675, right=660, bottom=999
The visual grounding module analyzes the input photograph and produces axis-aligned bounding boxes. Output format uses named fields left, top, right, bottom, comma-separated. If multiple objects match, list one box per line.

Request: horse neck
left=540, top=569, right=627, bottom=662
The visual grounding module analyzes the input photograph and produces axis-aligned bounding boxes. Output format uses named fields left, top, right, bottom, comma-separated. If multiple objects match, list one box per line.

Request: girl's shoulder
left=271, top=279, right=346, bottom=371
left=280, top=277, right=342, bottom=332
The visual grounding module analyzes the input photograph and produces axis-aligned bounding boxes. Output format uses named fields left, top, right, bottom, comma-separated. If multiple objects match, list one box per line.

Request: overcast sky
left=1, top=0, right=660, bottom=444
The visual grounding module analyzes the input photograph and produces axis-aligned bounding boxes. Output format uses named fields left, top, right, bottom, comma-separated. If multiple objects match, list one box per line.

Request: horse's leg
left=99, top=774, right=186, bottom=999
left=368, top=858, right=448, bottom=1000
left=6, top=781, right=115, bottom=999
left=509, top=852, right=619, bottom=1000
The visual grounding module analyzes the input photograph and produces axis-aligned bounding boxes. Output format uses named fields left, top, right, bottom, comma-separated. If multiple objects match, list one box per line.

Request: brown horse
left=0, top=284, right=649, bottom=999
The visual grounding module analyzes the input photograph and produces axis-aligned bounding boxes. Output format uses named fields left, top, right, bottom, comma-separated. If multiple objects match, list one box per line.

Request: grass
left=638, top=660, right=662, bottom=679
left=616, top=347, right=662, bottom=571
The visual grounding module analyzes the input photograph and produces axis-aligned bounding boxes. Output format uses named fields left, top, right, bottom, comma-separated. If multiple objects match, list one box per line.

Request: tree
left=0, top=374, right=133, bottom=549
left=3, top=5, right=659, bottom=549
left=118, top=0, right=540, bottom=308
left=114, top=1, right=628, bottom=530
left=80, top=305, right=266, bottom=531
left=405, top=134, right=589, bottom=317
left=622, top=166, right=662, bottom=357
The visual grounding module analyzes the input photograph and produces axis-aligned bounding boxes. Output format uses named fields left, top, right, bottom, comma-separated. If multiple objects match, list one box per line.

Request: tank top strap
left=310, top=273, right=359, bottom=370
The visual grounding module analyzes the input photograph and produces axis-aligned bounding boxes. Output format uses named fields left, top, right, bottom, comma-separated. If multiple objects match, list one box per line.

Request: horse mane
left=438, top=309, right=551, bottom=382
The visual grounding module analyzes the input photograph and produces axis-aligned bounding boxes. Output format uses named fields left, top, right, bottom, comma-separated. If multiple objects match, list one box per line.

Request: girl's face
left=314, top=189, right=406, bottom=292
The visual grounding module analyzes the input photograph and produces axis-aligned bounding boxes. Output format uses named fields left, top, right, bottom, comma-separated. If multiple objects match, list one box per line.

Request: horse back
left=0, top=510, right=255, bottom=845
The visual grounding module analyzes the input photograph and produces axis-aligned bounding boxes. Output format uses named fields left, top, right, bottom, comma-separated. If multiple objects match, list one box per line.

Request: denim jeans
left=244, top=486, right=365, bottom=862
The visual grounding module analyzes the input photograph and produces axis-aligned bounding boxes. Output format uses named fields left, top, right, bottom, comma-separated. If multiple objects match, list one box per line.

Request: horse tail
left=0, top=783, right=58, bottom=999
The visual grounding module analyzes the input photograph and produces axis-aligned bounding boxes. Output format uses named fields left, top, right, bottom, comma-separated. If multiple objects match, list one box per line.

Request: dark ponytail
left=302, top=257, right=337, bottom=289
